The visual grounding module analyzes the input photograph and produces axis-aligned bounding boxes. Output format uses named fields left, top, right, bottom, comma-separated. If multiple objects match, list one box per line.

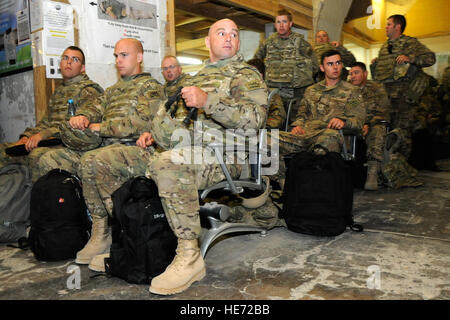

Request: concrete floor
left=0, top=159, right=449, bottom=302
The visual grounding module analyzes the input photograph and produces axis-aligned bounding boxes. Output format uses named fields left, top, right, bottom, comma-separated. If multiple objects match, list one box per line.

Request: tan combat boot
left=149, top=238, right=206, bottom=295
left=88, top=253, right=109, bottom=272
left=364, top=160, right=379, bottom=191
left=75, top=216, right=111, bottom=264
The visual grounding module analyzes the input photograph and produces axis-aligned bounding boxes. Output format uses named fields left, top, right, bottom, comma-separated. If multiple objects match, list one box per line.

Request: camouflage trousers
left=37, top=144, right=154, bottom=220
left=385, top=82, right=415, bottom=158
left=146, top=146, right=242, bottom=240
left=267, top=128, right=343, bottom=183
left=365, top=124, right=387, bottom=162
left=0, top=142, right=64, bottom=182
left=269, top=86, right=306, bottom=129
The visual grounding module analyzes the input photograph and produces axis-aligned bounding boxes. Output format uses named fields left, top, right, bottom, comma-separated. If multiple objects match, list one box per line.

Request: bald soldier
left=37, top=38, right=164, bottom=269
left=0, top=46, right=103, bottom=182
left=83, top=19, right=269, bottom=294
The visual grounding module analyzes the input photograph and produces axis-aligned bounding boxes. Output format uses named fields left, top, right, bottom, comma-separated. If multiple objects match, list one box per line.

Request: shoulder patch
left=245, top=79, right=263, bottom=91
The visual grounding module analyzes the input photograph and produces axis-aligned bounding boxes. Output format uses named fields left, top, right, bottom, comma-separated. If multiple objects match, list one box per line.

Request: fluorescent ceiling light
left=178, top=56, right=203, bottom=65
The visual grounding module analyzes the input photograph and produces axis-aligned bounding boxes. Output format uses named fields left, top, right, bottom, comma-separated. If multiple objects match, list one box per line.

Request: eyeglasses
left=162, top=65, right=179, bottom=71
left=61, top=55, right=81, bottom=63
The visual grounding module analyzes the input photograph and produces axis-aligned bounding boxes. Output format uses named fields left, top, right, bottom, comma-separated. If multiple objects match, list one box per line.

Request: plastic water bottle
left=67, top=99, right=76, bottom=116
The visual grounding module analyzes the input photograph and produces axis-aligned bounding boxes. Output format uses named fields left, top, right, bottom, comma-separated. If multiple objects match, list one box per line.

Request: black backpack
left=28, top=169, right=91, bottom=261
left=280, top=152, right=363, bottom=236
left=105, top=176, right=177, bottom=284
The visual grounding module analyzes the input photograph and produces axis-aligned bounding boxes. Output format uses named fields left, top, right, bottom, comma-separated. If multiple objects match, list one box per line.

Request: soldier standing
left=349, top=62, right=390, bottom=190
left=314, top=30, right=356, bottom=80
left=253, top=9, right=318, bottom=127
left=0, top=46, right=103, bottom=182
left=84, top=18, right=268, bottom=294
left=37, top=38, right=164, bottom=269
left=371, top=14, right=436, bottom=159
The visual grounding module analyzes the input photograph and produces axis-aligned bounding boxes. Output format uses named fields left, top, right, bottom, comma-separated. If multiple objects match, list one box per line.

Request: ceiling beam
left=176, top=37, right=206, bottom=52
left=176, top=16, right=209, bottom=27
left=213, top=0, right=313, bottom=29
left=175, top=0, right=267, bottom=31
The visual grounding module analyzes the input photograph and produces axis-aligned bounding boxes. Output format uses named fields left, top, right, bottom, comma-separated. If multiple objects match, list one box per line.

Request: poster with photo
left=0, top=0, right=33, bottom=77
left=82, top=0, right=160, bottom=67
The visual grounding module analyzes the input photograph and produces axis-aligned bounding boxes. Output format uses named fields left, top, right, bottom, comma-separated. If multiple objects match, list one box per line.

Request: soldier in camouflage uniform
left=37, top=38, right=164, bottom=268
left=371, top=14, right=436, bottom=159
left=314, top=30, right=356, bottom=81
left=253, top=9, right=318, bottom=128
left=271, top=50, right=366, bottom=185
left=349, top=62, right=390, bottom=190
left=247, top=58, right=286, bottom=129
left=161, top=55, right=192, bottom=119
left=0, top=46, right=103, bottom=182
left=84, top=19, right=268, bottom=294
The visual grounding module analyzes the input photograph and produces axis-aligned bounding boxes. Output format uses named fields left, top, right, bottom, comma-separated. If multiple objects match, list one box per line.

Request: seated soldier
left=0, top=46, right=103, bottom=182
left=37, top=38, right=164, bottom=268
left=271, top=50, right=365, bottom=186
left=349, top=62, right=390, bottom=190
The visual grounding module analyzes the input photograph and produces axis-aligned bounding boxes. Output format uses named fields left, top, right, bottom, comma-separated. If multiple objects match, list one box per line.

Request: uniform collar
left=318, top=79, right=343, bottom=91
left=204, top=53, right=244, bottom=68
left=63, top=74, right=87, bottom=86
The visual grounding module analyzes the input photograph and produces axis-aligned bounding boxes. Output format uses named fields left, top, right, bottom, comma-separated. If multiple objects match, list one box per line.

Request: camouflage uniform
left=272, top=79, right=366, bottom=181
left=266, top=92, right=286, bottom=129
left=359, top=80, right=391, bottom=162
left=254, top=32, right=318, bottom=126
left=372, top=34, right=436, bottom=158
left=163, top=73, right=192, bottom=119
left=146, top=54, right=268, bottom=239
left=0, top=74, right=103, bottom=182
left=37, top=73, right=164, bottom=219
left=314, top=43, right=356, bottom=80
left=79, top=54, right=267, bottom=239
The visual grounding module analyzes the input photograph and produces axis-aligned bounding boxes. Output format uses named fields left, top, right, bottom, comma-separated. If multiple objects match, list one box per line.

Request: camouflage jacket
left=291, top=79, right=365, bottom=131
left=22, top=74, right=103, bottom=139
left=359, top=80, right=391, bottom=126
left=254, top=32, right=318, bottom=88
left=313, top=43, right=356, bottom=67
left=266, top=92, right=286, bottom=129
left=164, top=73, right=192, bottom=98
left=150, top=54, right=269, bottom=150
left=373, top=35, right=436, bottom=83
left=77, top=72, right=163, bottom=141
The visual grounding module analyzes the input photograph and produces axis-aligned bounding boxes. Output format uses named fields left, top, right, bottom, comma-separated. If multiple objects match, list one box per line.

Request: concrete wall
left=0, top=71, right=35, bottom=142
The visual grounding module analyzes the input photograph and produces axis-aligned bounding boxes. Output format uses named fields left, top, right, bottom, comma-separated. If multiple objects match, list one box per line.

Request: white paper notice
left=82, top=0, right=160, bottom=67
left=43, top=0, right=74, bottom=78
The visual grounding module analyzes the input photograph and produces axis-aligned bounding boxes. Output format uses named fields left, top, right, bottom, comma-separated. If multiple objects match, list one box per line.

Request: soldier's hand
left=15, top=136, right=29, bottom=145
left=181, top=86, right=208, bottom=108
left=25, top=133, right=43, bottom=152
left=362, top=124, right=369, bottom=136
left=330, top=41, right=340, bottom=47
left=88, top=123, right=101, bottom=132
left=136, top=132, right=154, bottom=148
left=70, top=115, right=90, bottom=129
left=396, top=55, right=410, bottom=64
left=328, top=118, right=345, bottom=130
left=291, top=126, right=305, bottom=135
